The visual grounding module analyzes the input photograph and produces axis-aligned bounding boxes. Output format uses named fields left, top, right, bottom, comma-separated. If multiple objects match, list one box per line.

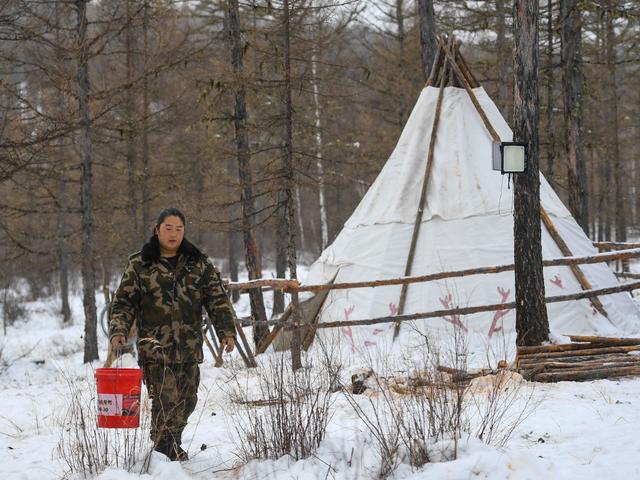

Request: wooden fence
left=223, top=246, right=640, bottom=368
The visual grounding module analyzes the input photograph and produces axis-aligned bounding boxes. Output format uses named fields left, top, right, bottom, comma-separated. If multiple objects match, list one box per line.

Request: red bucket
left=95, top=368, right=143, bottom=428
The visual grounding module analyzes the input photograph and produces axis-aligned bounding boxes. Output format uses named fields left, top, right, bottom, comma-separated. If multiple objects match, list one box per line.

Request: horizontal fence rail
left=227, top=248, right=640, bottom=294
left=594, top=242, right=640, bottom=251
left=235, top=280, right=640, bottom=330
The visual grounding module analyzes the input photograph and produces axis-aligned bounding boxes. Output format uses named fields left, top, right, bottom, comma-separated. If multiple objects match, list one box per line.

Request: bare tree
left=561, top=0, right=589, bottom=234
left=604, top=3, right=625, bottom=245
left=226, top=0, right=269, bottom=345
left=75, top=0, right=98, bottom=363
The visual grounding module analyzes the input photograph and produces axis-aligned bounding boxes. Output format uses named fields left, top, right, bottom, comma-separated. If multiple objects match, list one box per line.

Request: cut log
left=518, top=352, right=640, bottom=366
left=518, top=342, right=619, bottom=355
left=519, top=356, right=640, bottom=371
left=566, top=335, right=640, bottom=345
left=530, top=365, right=640, bottom=382
left=517, top=344, right=640, bottom=360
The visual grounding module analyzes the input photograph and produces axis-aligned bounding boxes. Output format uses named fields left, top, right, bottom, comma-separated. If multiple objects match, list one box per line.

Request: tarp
left=297, top=86, right=640, bottom=362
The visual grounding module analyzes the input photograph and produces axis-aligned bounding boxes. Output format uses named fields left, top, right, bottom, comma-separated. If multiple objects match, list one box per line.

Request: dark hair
left=156, top=207, right=186, bottom=229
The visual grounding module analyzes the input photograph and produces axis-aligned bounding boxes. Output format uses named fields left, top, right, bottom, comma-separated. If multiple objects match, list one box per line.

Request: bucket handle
left=115, top=346, right=123, bottom=371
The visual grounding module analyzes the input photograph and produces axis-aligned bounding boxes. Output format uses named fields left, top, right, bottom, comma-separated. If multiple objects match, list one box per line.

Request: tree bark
left=226, top=0, right=269, bottom=344
left=141, top=0, right=151, bottom=240
left=545, top=0, right=555, bottom=187
left=561, top=0, right=589, bottom=234
left=495, top=0, right=510, bottom=117
left=282, top=0, right=301, bottom=370
left=76, top=0, right=98, bottom=363
left=512, top=0, right=549, bottom=346
left=125, top=0, right=138, bottom=249
left=57, top=179, right=71, bottom=325
left=605, top=6, right=625, bottom=246
left=416, top=0, right=437, bottom=82
left=395, top=0, right=407, bottom=127
left=311, top=47, right=329, bottom=250
left=227, top=156, right=240, bottom=303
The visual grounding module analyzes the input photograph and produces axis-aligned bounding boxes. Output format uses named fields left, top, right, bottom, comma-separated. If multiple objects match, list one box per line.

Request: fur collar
left=140, top=235, right=204, bottom=263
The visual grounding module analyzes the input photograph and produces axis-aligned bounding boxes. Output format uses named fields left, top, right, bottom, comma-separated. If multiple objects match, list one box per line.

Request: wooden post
left=394, top=42, right=450, bottom=339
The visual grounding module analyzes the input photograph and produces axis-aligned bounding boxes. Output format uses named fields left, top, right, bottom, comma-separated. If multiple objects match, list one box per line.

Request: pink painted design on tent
left=388, top=303, right=399, bottom=316
left=342, top=305, right=356, bottom=352
left=373, top=329, right=385, bottom=335
left=364, top=340, right=376, bottom=347
left=488, top=287, right=511, bottom=337
left=550, top=275, right=564, bottom=289
left=439, top=294, right=468, bottom=331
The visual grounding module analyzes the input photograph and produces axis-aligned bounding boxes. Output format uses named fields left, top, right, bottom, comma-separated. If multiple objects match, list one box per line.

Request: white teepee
left=283, top=51, right=640, bottom=359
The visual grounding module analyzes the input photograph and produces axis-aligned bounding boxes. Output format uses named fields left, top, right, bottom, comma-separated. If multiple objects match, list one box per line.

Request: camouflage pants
left=143, top=362, right=200, bottom=443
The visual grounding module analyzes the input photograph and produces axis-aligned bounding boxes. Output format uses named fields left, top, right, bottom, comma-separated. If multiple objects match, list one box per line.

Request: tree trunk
left=513, top=0, right=549, bottom=346
left=311, top=48, right=329, bottom=251
left=561, top=0, right=589, bottom=234
left=226, top=0, right=269, bottom=344
left=295, top=186, right=306, bottom=252
left=282, top=0, right=301, bottom=370
left=141, top=0, right=151, bottom=240
left=227, top=155, right=240, bottom=303
left=416, top=0, right=437, bottom=82
left=54, top=2, right=71, bottom=326
left=274, top=211, right=287, bottom=316
left=605, top=7, right=625, bottom=246
left=395, top=0, right=407, bottom=127
left=76, top=0, right=98, bottom=363
left=545, top=0, right=555, bottom=187
left=57, top=179, right=72, bottom=325
left=125, top=0, right=138, bottom=249
left=495, top=0, right=510, bottom=117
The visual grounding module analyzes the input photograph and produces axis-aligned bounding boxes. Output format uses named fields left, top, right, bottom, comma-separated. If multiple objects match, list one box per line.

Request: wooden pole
left=248, top=280, right=640, bottom=332
left=227, top=247, right=640, bottom=294
left=425, top=44, right=445, bottom=87
left=233, top=316, right=257, bottom=367
left=394, top=43, right=450, bottom=340
left=540, top=207, right=608, bottom=318
left=439, top=37, right=500, bottom=142
left=594, top=241, right=640, bottom=251
left=442, top=33, right=609, bottom=323
left=455, top=45, right=480, bottom=88
left=203, top=332, right=223, bottom=367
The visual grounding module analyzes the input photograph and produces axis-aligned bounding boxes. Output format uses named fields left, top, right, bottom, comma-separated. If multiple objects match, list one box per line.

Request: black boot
left=154, top=433, right=188, bottom=462
left=153, top=436, right=172, bottom=458
left=169, top=433, right=189, bottom=462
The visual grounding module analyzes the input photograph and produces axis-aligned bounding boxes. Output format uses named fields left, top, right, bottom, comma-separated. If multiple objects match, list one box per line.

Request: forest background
left=1, top=0, right=638, bottom=361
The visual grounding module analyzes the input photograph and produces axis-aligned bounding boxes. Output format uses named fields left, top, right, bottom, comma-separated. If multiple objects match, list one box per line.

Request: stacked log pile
left=517, top=335, right=640, bottom=382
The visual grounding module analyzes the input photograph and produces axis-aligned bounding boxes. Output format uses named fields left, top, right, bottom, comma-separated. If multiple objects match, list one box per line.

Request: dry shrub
left=226, top=345, right=342, bottom=464
left=344, top=326, right=537, bottom=478
left=55, top=369, right=153, bottom=477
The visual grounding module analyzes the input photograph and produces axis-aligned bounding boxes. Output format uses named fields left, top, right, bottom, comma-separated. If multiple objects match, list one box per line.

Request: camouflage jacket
left=109, top=236, right=236, bottom=364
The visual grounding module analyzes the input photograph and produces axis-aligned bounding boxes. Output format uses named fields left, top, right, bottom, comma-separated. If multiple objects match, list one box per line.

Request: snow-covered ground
left=2, top=270, right=640, bottom=480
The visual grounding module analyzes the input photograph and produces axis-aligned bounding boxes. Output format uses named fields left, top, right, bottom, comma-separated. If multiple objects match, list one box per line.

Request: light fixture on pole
left=492, top=141, right=527, bottom=174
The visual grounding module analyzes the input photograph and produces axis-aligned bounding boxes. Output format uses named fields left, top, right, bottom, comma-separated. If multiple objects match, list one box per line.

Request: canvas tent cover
left=297, top=86, right=640, bottom=357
